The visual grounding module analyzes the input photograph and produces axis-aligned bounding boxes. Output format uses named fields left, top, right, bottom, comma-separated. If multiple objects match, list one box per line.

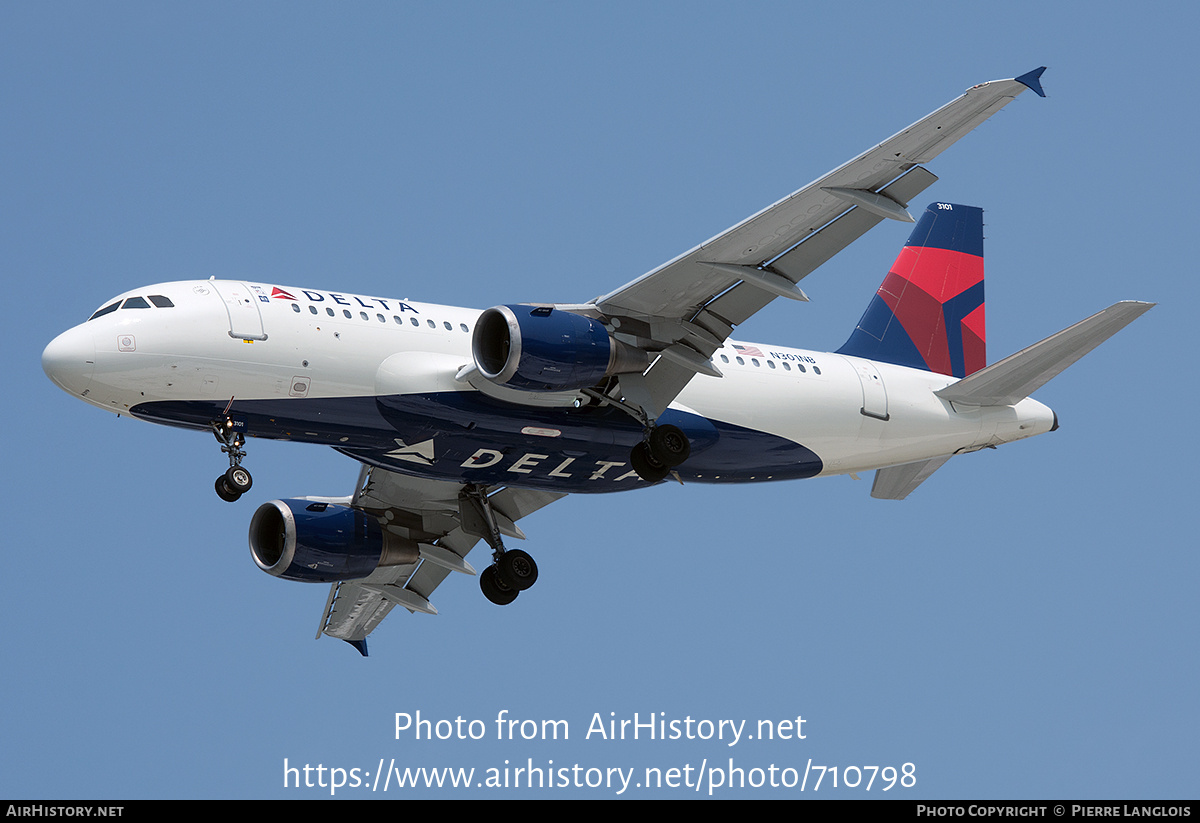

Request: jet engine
left=249, top=499, right=418, bottom=583
left=472, top=304, right=647, bottom=392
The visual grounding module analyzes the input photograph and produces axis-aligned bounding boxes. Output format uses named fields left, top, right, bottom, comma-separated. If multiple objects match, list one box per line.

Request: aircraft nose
left=42, top=325, right=96, bottom=396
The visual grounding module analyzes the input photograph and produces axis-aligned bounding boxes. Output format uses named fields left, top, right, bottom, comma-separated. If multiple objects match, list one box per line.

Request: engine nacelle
left=472, top=304, right=646, bottom=392
left=249, top=499, right=418, bottom=583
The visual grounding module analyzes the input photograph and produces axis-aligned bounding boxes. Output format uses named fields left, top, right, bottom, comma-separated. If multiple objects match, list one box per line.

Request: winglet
left=344, top=638, right=369, bottom=657
left=1014, top=66, right=1047, bottom=98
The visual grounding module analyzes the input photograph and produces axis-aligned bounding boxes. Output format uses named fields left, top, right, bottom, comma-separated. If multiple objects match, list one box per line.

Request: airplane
left=42, top=67, right=1153, bottom=655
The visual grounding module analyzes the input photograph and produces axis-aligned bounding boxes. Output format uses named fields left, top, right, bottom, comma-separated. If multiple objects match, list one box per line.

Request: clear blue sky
left=3, top=1, right=1195, bottom=799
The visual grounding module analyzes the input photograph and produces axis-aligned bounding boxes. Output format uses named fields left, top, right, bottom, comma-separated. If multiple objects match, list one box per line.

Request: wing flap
left=322, top=578, right=403, bottom=645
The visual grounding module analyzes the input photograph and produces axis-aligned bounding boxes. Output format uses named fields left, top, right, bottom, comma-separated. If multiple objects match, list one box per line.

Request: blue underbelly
left=131, top=391, right=823, bottom=492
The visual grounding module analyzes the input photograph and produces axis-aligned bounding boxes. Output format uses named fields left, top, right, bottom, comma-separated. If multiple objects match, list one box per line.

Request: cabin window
left=410, top=317, right=419, bottom=327
left=427, top=319, right=436, bottom=328
left=736, top=356, right=744, bottom=365
left=309, top=305, right=318, bottom=315
left=343, top=310, right=352, bottom=318
left=326, top=307, right=335, bottom=317
left=720, top=354, right=729, bottom=363
left=291, top=303, right=300, bottom=313
left=460, top=323, right=469, bottom=333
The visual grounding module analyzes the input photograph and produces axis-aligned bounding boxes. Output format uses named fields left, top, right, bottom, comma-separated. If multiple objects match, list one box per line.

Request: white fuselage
left=43, top=280, right=1056, bottom=493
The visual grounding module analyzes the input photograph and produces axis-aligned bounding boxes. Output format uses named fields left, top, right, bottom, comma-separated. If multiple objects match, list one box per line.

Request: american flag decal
left=733, top=344, right=764, bottom=357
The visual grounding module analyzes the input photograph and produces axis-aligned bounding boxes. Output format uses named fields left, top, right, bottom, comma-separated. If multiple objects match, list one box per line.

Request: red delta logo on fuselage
left=270, top=285, right=420, bottom=315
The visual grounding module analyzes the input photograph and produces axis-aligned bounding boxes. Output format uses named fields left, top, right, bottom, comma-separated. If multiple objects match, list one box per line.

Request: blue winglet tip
left=1015, top=66, right=1047, bottom=97
left=344, top=638, right=369, bottom=657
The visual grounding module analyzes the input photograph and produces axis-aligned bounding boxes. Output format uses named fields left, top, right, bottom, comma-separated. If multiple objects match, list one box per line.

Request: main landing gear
left=211, top=417, right=252, bottom=502
left=577, top=388, right=693, bottom=483
left=460, top=485, right=538, bottom=606
left=630, top=423, right=690, bottom=483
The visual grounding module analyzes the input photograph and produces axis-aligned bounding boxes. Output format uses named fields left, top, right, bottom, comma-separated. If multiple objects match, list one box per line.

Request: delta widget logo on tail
left=838, top=203, right=986, bottom=379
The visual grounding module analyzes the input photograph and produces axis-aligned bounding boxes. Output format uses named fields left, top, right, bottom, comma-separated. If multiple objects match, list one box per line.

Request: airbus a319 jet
left=43, top=68, right=1152, bottom=655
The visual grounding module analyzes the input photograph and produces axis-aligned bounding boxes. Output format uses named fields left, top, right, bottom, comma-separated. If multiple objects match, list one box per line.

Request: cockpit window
left=121, top=296, right=151, bottom=309
left=148, top=295, right=174, bottom=308
left=88, top=301, right=120, bottom=321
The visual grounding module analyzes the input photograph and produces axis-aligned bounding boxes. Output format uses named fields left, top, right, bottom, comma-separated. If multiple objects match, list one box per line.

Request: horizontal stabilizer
left=871, top=456, right=952, bottom=500
left=935, top=301, right=1154, bottom=406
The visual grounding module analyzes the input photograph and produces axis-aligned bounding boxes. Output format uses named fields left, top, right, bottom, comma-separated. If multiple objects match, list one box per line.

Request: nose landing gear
left=211, top=417, right=252, bottom=502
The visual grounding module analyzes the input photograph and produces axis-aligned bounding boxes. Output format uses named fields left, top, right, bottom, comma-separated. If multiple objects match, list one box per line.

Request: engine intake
left=249, top=499, right=418, bottom=583
left=472, top=304, right=646, bottom=392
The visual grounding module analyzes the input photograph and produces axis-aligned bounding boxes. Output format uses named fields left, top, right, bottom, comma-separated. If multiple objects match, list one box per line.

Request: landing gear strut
left=460, top=485, right=539, bottom=606
left=578, top=388, right=693, bottom=483
left=211, top=417, right=252, bottom=502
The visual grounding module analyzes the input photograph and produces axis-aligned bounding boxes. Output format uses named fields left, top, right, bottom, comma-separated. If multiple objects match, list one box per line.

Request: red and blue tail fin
left=837, top=202, right=986, bottom=378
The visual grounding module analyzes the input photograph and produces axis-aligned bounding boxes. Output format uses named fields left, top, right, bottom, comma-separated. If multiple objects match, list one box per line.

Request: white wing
left=586, top=68, right=1047, bottom=417
left=317, top=465, right=565, bottom=654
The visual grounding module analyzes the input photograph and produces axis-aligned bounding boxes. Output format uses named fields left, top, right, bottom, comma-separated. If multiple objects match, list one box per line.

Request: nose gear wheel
left=211, top=416, right=252, bottom=502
